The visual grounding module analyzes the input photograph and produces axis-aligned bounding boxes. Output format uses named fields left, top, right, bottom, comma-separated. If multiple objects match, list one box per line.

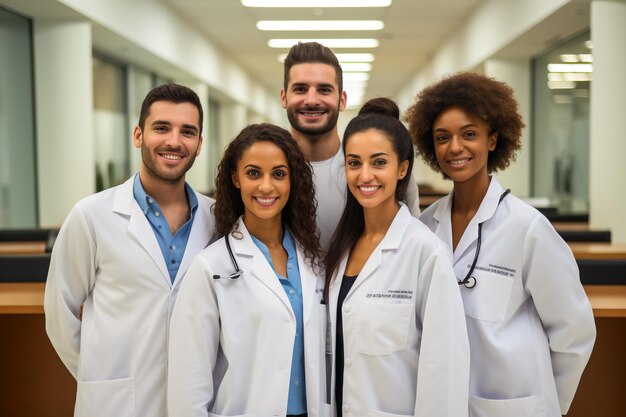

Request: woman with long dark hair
left=325, top=98, right=469, bottom=417
left=407, top=72, right=595, bottom=417
left=168, top=123, right=327, bottom=417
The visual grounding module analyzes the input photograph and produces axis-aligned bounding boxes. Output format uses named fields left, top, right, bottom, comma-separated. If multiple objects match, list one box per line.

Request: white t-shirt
left=311, top=149, right=420, bottom=250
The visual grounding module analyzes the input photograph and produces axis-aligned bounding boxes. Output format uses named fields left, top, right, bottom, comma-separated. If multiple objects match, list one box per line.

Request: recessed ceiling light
left=268, top=39, right=379, bottom=48
left=243, top=0, right=391, bottom=7
left=258, top=20, right=384, bottom=31
left=548, top=80, right=576, bottom=89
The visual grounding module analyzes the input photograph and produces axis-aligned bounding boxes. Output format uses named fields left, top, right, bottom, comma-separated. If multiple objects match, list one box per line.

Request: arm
left=523, top=216, right=596, bottom=414
left=415, top=245, right=469, bottom=417
left=168, top=256, right=221, bottom=417
left=43, top=204, right=97, bottom=379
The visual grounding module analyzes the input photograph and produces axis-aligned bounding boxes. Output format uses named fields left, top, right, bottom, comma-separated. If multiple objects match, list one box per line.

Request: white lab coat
left=44, top=174, right=216, bottom=417
left=167, top=217, right=328, bottom=417
left=419, top=177, right=596, bottom=417
left=327, top=204, right=470, bottom=417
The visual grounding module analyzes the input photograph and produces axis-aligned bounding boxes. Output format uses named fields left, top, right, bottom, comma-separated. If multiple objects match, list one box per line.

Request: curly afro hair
left=405, top=72, right=525, bottom=175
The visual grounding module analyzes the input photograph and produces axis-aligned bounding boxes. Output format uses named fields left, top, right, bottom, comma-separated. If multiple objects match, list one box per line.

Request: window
left=0, top=7, right=36, bottom=227
left=532, top=32, right=591, bottom=213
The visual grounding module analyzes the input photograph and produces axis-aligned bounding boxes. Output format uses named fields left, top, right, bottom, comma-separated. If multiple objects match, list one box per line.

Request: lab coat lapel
left=173, top=194, right=214, bottom=286
left=232, top=219, right=294, bottom=316
left=346, top=205, right=411, bottom=299
left=451, top=177, right=504, bottom=263
left=113, top=175, right=170, bottom=286
left=431, top=193, right=454, bottom=253
left=298, top=244, right=317, bottom=324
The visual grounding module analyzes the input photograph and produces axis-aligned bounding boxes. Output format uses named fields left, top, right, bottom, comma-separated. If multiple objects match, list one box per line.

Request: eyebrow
left=290, top=82, right=335, bottom=90
left=433, top=123, right=478, bottom=132
left=243, top=164, right=289, bottom=170
left=151, top=120, right=199, bottom=133
left=346, top=152, right=390, bottom=158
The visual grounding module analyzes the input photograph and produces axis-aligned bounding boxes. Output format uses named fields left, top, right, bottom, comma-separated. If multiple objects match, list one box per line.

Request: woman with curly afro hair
left=168, top=123, right=327, bottom=417
left=406, top=72, right=595, bottom=417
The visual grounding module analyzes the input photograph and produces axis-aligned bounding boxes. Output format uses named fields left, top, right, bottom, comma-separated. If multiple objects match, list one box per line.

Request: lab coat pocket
left=469, top=394, right=544, bottom=417
left=368, top=410, right=412, bottom=417
left=208, top=413, right=255, bottom=417
left=355, top=302, right=412, bottom=355
left=76, top=376, right=134, bottom=417
left=462, top=269, right=513, bottom=323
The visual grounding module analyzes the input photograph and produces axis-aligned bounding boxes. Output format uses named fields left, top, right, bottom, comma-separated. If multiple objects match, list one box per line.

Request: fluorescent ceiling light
left=341, top=63, right=372, bottom=72
left=560, top=54, right=579, bottom=63
left=277, top=53, right=375, bottom=63
left=548, top=80, right=576, bottom=89
left=258, top=20, right=384, bottom=31
left=344, top=72, right=370, bottom=81
left=547, top=63, right=593, bottom=73
left=579, top=54, right=593, bottom=63
left=269, top=39, right=379, bottom=48
left=243, top=0, right=391, bottom=7
left=548, top=73, right=592, bottom=82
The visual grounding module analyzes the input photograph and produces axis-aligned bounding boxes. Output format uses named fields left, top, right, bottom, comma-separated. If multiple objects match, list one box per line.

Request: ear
left=339, top=90, right=347, bottom=112
left=489, top=132, right=498, bottom=151
left=398, top=160, right=410, bottom=180
left=231, top=172, right=240, bottom=189
left=195, top=135, right=204, bottom=156
left=280, top=88, right=287, bottom=109
left=133, top=126, right=143, bottom=149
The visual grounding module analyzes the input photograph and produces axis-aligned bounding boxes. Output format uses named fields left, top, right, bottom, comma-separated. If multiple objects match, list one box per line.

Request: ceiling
left=164, top=0, right=485, bottom=106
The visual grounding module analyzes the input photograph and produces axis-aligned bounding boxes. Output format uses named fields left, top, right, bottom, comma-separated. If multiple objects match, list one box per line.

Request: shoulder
left=497, top=194, right=550, bottom=229
left=401, top=216, right=447, bottom=255
left=70, top=185, right=121, bottom=219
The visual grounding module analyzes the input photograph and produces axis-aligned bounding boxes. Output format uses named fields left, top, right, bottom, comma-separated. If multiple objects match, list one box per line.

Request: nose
left=450, top=135, right=464, bottom=153
left=164, top=129, right=184, bottom=148
left=359, top=164, right=374, bottom=182
left=258, top=174, right=274, bottom=193
left=304, top=88, right=320, bottom=105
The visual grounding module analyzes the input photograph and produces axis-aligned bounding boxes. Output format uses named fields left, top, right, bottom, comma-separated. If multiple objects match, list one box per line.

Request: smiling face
left=134, top=100, right=202, bottom=186
left=345, top=129, right=409, bottom=211
left=232, top=141, right=291, bottom=227
left=280, top=63, right=346, bottom=138
left=433, top=106, right=496, bottom=188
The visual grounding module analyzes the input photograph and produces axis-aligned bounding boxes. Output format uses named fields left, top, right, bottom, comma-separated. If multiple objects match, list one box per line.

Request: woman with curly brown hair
left=168, top=123, right=327, bottom=417
left=407, top=72, right=595, bottom=417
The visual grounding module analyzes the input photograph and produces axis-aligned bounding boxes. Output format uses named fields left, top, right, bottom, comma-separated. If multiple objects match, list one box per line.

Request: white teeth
left=359, top=186, right=379, bottom=192
left=256, top=197, right=276, bottom=204
left=162, top=154, right=182, bottom=160
left=301, top=111, right=323, bottom=116
left=449, top=159, right=468, bottom=165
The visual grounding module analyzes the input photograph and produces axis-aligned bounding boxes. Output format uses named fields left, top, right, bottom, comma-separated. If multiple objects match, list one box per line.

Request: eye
left=373, top=158, right=387, bottom=167
left=292, top=85, right=307, bottom=94
left=246, top=169, right=260, bottom=177
left=273, top=169, right=288, bottom=178
left=347, top=159, right=361, bottom=168
left=318, top=86, right=333, bottom=94
left=182, top=129, right=197, bottom=137
left=463, top=131, right=477, bottom=139
left=154, top=125, right=168, bottom=132
left=434, top=134, right=448, bottom=142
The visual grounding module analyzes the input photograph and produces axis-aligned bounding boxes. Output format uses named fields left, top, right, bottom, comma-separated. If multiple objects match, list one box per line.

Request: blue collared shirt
left=133, top=174, right=198, bottom=283
left=251, top=228, right=307, bottom=415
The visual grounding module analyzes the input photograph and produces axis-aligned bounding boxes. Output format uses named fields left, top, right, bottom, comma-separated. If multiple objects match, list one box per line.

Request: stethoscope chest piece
left=464, top=276, right=476, bottom=288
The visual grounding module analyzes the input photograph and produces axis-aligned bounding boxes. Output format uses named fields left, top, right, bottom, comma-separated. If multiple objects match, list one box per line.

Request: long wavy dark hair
left=324, top=98, right=415, bottom=300
left=213, top=123, right=321, bottom=267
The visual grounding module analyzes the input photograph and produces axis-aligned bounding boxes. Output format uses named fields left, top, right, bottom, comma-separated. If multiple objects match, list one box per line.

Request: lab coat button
left=343, top=304, right=351, bottom=313
left=345, top=358, right=352, bottom=366
left=155, top=211, right=160, bottom=217
left=342, top=404, right=350, bottom=413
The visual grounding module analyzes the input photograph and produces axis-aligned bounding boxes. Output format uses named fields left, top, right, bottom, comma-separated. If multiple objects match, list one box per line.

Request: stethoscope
left=457, top=188, right=510, bottom=289
left=212, top=233, right=243, bottom=280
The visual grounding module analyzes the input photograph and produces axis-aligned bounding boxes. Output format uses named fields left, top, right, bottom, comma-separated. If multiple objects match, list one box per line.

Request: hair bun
left=358, top=97, right=400, bottom=119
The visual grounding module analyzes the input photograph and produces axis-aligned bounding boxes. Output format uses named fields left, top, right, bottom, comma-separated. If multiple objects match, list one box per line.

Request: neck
left=138, top=169, right=188, bottom=208
left=452, top=174, right=491, bottom=215
left=291, top=128, right=340, bottom=162
left=362, top=199, right=400, bottom=237
left=244, top=215, right=284, bottom=248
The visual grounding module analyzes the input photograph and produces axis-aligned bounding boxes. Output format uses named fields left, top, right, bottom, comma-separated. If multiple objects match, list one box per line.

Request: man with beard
left=44, top=84, right=216, bottom=417
left=281, top=42, right=420, bottom=249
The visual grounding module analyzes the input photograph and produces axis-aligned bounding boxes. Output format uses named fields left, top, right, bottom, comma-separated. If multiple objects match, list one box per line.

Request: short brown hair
left=283, top=42, right=343, bottom=93
left=138, top=84, right=203, bottom=133
left=405, top=72, right=524, bottom=175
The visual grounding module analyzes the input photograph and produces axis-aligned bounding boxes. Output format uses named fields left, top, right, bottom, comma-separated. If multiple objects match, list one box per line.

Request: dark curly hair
left=213, top=123, right=321, bottom=267
left=405, top=72, right=525, bottom=175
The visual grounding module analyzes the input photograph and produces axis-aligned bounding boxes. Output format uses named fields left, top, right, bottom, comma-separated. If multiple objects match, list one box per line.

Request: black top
left=335, top=274, right=357, bottom=417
